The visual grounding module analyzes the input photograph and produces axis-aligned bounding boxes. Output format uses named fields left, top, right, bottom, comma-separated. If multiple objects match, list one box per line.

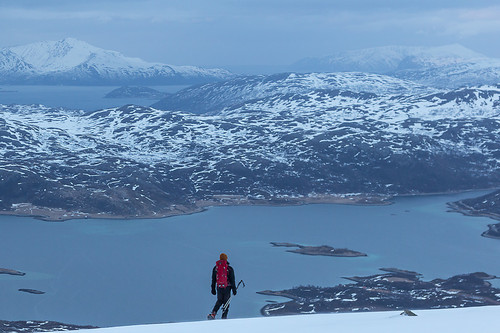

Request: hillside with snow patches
left=291, top=44, right=500, bottom=88
left=0, top=38, right=232, bottom=85
left=0, top=72, right=499, bottom=219
left=151, top=72, right=433, bottom=113
left=74, top=306, right=500, bottom=333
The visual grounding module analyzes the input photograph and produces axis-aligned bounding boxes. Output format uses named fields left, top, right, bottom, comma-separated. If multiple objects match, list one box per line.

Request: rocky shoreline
left=258, top=269, right=500, bottom=316
left=0, top=320, right=97, bottom=332
left=0, top=193, right=391, bottom=222
left=447, top=199, right=500, bottom=240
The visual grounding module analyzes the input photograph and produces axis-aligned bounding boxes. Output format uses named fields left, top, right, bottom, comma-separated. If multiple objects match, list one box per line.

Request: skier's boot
left=207, top=312, right=216, bottom=320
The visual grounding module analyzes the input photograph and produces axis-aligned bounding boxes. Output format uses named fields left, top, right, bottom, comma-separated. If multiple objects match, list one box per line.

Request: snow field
left=75, top=306, right=500, bottom=333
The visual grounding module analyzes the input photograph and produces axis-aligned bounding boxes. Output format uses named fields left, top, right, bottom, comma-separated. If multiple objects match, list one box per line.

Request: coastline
left=447, top=201, right=500, bottom=222
left=0, top=188, right=495, bottom=223
left=0, top=193, right=392, bottom=222
left=447, top=201, right=500, bottom=240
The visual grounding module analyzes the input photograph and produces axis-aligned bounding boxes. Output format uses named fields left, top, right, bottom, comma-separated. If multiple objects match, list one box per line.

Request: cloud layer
left=1, top=1, right=499, bottom=70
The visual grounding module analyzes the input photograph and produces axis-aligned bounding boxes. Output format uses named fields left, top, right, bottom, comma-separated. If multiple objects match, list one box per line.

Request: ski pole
left=222, top=280, right=245, bottom=313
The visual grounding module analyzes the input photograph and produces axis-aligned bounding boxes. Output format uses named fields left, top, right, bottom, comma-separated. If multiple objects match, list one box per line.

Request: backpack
left=216, top=259, right=229, bottom=288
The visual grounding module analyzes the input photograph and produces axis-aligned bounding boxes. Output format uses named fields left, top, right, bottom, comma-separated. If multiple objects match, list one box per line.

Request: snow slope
left=0, top=38, right=231, bottom=85
left=76, top=306, right=500, bottom=333
left=291, top=45, right=500, bottom=88
left=293, top=44, right=486, bottom=73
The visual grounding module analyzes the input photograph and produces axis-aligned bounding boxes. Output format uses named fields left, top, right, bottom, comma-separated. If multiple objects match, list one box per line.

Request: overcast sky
left=1, top=0, right=500, bottom=71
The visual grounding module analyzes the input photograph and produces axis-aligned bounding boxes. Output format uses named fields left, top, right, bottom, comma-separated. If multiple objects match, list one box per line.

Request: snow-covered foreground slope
left=77, top=306, right=500, bottom=333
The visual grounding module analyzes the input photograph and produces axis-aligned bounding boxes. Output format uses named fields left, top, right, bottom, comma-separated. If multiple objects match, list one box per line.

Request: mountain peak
left=0, top=38, right=232, bottom=85
left=10, top=37, right=103, bottom=72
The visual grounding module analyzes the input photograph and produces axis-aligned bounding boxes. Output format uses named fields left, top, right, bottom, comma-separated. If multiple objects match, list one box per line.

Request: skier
left=208, top=253, right=237, bottom=319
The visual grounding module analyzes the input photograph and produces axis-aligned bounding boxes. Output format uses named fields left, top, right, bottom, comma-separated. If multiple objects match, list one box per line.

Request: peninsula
left=258, top=269, right=500, bottom=316
left=448, top=190, right=500, bottom=239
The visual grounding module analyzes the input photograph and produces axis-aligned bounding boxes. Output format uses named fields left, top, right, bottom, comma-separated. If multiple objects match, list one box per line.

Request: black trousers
left=212, top=287, right=232, bottom=318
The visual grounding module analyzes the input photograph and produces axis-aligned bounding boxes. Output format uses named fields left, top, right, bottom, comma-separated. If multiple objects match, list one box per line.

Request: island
left=448, top=190, right=500, bottom=239
left=104, top=86, right=169, bottom=99
left=258, top=269, right=500, bottom=316
left=18, top=288, right=45, bottom=294
left=483, top=223, right=500, bottom=239
left=0, top=268, right=26, bottom=276
left=271, top=242, right=367, bottom=257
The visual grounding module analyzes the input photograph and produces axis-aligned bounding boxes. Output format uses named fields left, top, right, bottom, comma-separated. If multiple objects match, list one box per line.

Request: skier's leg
left=211, top=288, right=224, bottom=314
left=221, top=288, right=231, bottom=319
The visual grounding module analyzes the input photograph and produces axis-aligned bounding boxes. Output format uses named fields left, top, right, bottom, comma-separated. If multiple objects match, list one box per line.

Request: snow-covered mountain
left=74, top=306, right=500, bottom=333
left=291, top=45, right=500, bottom=88
left=0, top=38, right=232, bottom=85
left=151, top=72, right=433, bottom=113
left=1, top=72, right=499, bottom=218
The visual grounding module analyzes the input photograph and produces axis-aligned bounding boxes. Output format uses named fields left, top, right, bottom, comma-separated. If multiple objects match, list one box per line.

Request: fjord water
left=0, top=191, right=499, bottom=327
left=0, top=85, right=188, bottom=111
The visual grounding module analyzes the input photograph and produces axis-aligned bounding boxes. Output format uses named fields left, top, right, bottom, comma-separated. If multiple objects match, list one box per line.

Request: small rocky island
left=104, top=86, right=168, bottom=99
left=19, top=288, right=45, bottom=294
left=258, top=269, right=500, bottom=316
left=271, top=242, right=367, bottom=257
left=0, top=268, right=26, bottom=276
left=448, top=190, right=500, bottom=239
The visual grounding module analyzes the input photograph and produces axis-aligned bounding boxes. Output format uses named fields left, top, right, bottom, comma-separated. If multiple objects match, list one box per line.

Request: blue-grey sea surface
left=0, top=85, right=187, bottom=111
left=0, top=191, right=499, bottom=327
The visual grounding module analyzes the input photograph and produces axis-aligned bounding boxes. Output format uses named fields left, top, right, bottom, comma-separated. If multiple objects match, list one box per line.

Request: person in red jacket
left=208, top=253, right=237, bottom=319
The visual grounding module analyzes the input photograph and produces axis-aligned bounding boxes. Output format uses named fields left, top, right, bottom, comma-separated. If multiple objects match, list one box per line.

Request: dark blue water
left=0, top=191, right=499, bottom=327
left=0, top=85, right=188, bottom=111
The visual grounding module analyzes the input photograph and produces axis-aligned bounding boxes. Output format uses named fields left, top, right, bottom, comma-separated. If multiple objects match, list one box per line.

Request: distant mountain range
left=1, top=72, right=499, bottom=218
left=0, top=38, right=232, bottom=85
left=291, top=44, right=500, bottom=88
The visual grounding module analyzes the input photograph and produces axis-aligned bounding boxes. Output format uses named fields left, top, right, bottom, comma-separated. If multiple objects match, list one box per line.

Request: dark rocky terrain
left=449, top=190, right=500, bottom=239
left=0, top=320, right=97, bottom=332
left=258, top=269, right=500, bottom=316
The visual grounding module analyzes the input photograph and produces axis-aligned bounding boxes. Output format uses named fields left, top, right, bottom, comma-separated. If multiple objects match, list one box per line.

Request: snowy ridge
left=0, top=76, right=499, bottom=217
left=0, top=38, right=232, bottom=85
left=77, top=306, right=500, bottom=333
left=291, top=44, right=500, bottom=88
left=152, top=72, right=433, bottom=114
left=293, top=44, right=486, bottom=73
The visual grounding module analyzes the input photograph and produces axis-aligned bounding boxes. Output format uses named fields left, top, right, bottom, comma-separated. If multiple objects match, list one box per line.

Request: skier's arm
left=211, top=267, right=216, bottom=294
left=229, top=267, right=236, bottom=295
